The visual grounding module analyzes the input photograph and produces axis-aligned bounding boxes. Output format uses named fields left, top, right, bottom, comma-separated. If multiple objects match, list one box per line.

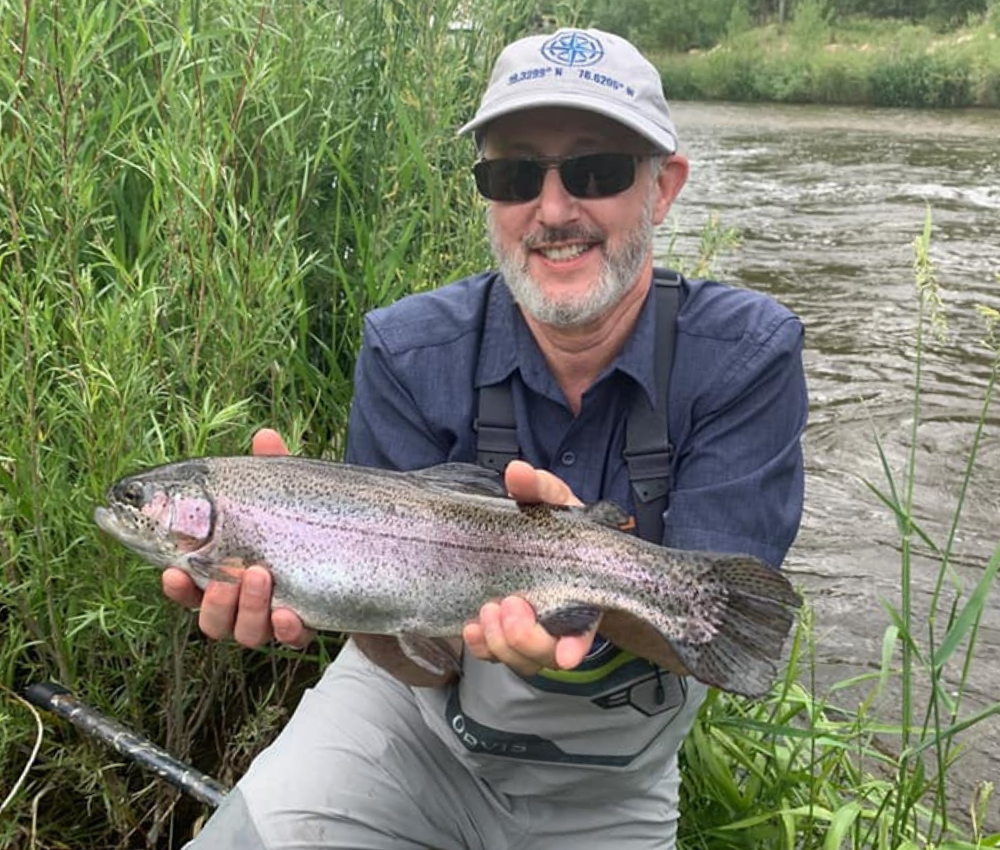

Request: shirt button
left=560, top=451, right=576, bottom=466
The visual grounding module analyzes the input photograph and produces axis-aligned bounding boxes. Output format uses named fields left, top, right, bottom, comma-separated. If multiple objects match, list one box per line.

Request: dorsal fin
left=517, top=500, right=634, bottom=532
left=406, top=462, right=508, bottom=499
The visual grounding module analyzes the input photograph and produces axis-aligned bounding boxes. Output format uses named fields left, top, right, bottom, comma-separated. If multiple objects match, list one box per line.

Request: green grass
left=653, top=12, right=1000, bottom=107
left=2, top=1, right=999, bottom=848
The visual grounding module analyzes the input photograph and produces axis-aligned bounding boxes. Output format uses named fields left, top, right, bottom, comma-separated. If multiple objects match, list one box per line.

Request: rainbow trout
left=94, top=456, right=801, bottom=696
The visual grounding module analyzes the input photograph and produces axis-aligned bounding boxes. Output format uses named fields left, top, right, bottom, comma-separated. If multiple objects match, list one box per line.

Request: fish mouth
left=94, top=505, right=124, bottom=537
left=93, top=505, right=174, bottom=565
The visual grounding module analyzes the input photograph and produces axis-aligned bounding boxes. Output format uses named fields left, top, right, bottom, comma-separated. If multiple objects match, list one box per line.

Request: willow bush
left=0, top=0, right=536, bottom=846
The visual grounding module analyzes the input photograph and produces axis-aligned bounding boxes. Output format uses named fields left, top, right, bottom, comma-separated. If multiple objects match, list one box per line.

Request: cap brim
left=457, top=92, right=677, bottom=154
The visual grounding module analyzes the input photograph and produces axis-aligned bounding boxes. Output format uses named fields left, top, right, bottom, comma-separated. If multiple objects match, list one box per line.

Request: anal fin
left=538, top=605, right=601, bottom=637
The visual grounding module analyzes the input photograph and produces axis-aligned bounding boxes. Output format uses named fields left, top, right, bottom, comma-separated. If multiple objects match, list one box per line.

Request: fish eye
left=120, top=481, right=145, bottom=507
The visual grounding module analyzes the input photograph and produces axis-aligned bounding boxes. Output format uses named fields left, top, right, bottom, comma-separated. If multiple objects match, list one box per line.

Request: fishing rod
left=22, top=681, right=230, bottom=808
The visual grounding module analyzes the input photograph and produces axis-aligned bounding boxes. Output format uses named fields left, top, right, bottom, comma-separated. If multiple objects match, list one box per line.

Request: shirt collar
left=475, top=273, right=658, bottom=408
left=475, top=275, right=520, bottom=388
left=612, top=282, right=658, bottom=407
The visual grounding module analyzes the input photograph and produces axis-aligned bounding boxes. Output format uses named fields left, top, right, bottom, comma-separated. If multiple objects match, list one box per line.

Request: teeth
left=540, top=244, right=589, bottom=261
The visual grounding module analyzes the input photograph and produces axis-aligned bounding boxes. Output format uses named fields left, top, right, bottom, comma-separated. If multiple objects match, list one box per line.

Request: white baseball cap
left=459, top=28, right=678, bottom=153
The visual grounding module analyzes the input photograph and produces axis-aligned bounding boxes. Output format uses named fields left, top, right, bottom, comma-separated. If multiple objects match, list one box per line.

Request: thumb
left=505, top=460, right=581, bottom=507
left=252, top=428, right=289, bottom=457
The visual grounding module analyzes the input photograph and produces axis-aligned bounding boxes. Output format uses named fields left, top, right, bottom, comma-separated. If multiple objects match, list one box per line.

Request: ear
left=651, top=153, right=689, bottom=225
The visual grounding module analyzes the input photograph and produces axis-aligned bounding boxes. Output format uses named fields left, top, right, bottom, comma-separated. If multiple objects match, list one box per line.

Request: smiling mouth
left=537, top=243, right=594, bottom=262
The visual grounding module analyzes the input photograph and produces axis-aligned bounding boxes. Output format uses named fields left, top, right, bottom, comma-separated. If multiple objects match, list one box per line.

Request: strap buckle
left=622, top=446, right=673, bottom=503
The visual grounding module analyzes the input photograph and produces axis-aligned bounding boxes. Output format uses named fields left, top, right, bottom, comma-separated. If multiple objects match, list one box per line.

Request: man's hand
left=462, top=460, right=600, bottom=677
left=160, top=428, right=315, bottom=649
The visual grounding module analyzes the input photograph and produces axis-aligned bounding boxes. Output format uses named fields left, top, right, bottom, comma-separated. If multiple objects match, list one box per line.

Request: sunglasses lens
left=561, top=154, right=636, bottom=198
left=473, top=154, right=639, bottom=202
left=473, top=160, right=543, bottom=202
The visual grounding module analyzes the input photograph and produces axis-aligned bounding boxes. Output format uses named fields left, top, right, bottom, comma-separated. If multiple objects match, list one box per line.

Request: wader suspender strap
left=474, top=268, right=682, bottom=542
left=475, top=382, right=519, bottom=473
left=624, top=269, right=681, bottom=544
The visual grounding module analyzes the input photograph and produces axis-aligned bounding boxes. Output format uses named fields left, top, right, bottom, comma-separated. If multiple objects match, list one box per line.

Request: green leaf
left=933, top=540, right=1000, bottom=668
left=822, top=801, right=863, bottom=850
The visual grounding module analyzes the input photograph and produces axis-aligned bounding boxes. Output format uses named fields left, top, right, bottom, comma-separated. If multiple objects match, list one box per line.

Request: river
left=662, top=101, right=1000, bottom=832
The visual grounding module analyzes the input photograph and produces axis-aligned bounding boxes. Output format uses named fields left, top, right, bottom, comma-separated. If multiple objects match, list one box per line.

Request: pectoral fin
left=186, top=555, right=243, bottom=585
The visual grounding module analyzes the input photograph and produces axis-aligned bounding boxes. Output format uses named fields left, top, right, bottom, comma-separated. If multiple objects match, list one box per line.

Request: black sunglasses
left=472, top=153, right=644, bottom=203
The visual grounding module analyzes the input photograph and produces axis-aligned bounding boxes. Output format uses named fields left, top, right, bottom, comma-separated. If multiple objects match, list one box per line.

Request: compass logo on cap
left=540, top=30, right=605, bottom=68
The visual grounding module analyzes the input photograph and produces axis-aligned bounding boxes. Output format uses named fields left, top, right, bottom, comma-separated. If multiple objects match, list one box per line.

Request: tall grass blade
left=932, top=543, right=1000, bottom=669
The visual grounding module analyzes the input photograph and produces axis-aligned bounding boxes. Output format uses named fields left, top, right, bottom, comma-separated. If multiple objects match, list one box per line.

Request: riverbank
left=651, top=15, right=1000, bottom=108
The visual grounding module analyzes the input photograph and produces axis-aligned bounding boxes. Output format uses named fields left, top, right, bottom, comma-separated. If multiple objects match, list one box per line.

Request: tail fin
left=670, top=555, right=801, bottom=697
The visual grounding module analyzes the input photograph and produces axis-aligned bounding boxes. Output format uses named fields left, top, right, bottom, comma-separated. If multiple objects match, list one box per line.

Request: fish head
left=94, top=462, right=215, bottom=569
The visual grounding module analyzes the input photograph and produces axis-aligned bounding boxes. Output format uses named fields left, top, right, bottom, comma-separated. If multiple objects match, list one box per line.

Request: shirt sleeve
left=663, top=314, right=807, bottom=568
left=344, top=316, right=451, bottom=471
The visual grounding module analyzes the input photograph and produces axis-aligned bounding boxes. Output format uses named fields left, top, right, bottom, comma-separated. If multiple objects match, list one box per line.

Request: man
left=168, top=27, right=807, bottom=849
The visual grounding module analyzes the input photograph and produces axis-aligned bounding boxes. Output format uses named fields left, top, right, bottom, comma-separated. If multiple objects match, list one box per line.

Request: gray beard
left=488, top=190, right=656, bottom=328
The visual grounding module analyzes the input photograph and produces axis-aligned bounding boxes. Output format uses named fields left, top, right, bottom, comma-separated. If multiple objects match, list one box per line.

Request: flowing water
left=661, top=101, right=1000, bottom=828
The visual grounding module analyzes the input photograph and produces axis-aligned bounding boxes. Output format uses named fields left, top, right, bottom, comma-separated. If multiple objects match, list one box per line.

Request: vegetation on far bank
left=580, top=0, right=1000, bottom=107
left=657, top=12, right=1000, bottom=108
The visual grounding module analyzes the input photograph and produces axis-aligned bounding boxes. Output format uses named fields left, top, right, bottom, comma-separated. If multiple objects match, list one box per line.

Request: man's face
left=482, top=108, right=686, bottom=329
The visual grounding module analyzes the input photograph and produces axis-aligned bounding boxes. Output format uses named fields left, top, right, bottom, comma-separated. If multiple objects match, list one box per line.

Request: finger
left=463, top=600, right=536, bottom=666
left=462, top=616, right=492, bottom=662
left=198, top=574, right=243, bottom=641
left=498, top=597, right=600, bottom=671
left=483, top=597, right=557, bottom=676
left=553, top=629, right=600, bottom=671
left=252, top=428, right=289, bottom=457
left=501, top=596, right=570, bottom=669
left=272, top=608, right=315, bottom=650
left=470, top=601, right=512, bottom=664
left=478, top=600, right=542, bottom=676
left=504, top=460, right=582, bottom=507
left=231, top=566, right=276, bottom=648
left=161, top=568, right=203, bottom=610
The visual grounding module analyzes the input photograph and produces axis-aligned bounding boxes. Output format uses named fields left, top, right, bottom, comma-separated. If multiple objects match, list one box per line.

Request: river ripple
left=659, top=101, right=1000, bottom=827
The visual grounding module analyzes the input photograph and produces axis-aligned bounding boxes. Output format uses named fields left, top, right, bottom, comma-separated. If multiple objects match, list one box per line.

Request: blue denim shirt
left=345, top=270, right=806, bottom=569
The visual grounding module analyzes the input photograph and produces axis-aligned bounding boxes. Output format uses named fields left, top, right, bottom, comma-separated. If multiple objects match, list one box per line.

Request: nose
left=535, top=165, right=578, bottom=226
